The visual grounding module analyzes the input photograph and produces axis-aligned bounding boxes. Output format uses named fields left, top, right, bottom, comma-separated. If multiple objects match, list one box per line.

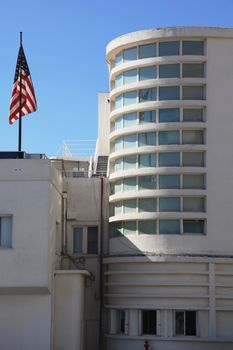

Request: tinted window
left=159, top=41, right=179, bottom=56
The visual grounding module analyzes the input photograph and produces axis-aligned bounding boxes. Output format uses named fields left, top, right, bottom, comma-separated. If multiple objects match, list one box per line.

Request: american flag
left=9, top=45, right=37, bottom=125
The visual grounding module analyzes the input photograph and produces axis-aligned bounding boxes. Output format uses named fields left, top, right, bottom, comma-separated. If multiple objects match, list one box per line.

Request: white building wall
left=104, top=27, right=233, bottom=350
left=0, top=294, right=51, bottom=350
left=97, top=92, right=110, bottom=156
left=53, top=271, right=89, bottom=350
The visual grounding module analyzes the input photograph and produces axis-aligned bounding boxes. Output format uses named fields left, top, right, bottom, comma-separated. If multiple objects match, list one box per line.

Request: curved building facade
left=104, top=27, right=233, bottom=350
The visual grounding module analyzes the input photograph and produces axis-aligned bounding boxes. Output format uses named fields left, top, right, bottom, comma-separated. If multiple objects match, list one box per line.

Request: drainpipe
left=99, top=177, right=104, bottom=350
left=62, top=192, right=68, bottom=254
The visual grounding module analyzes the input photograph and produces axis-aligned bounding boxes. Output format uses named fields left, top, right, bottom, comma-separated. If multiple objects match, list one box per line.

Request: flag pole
left=18, top=31, right=22, bottom=152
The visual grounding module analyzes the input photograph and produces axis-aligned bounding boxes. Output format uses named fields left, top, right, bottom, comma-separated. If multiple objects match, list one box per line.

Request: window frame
left=0, top=215, right=13, bottom=248
left=174, top=310, right=198, bottom=337
left=73, top=225, right=99, bottom=255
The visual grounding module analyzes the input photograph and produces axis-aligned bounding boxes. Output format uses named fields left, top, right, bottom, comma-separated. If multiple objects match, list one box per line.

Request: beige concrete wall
left=53, top=271, right=89, bottom=350
left=97, top=92, right=110, bottom=156
left=0, top=294, right=51, bottom=350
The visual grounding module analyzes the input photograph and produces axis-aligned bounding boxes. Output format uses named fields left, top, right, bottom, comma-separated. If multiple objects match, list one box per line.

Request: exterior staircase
left=94, top=156, right=108, bottom=177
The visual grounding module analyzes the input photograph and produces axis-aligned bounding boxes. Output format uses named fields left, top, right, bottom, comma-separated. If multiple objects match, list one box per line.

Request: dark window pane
left=159, top=197, right=180, bottom=212
left=183, top=109, right=204, bottom=122
left=123, top=47, right=137, bottom=61
left=159, top=131, right=179, bottom=145
left=186, top=311, right=196, bottom=335
left=159, top=175, right=180, bottom=189
left=159, top=64, right=180, bottom=78
left=87, top=227, right=98, bottom=254
left=139, top=88, right=156, bottom=102
left=159, top=108, right=180, bottom=122
left=139, top=175, right=157, bottom=189
left=182, top=41, right=204, bottom=55
left=183, top=152, right=205, bottom=167
left=73, top=227, right=83, bottom=253
left=139, top=66, right=157, bottom=81
left=159, top=41, right=179, bottom=56
left=175, top=311, right=184, bottom=335
left=119, top=310, right=126, bottom=333
left=138, top=220, right=157, bottom=235
left=159, top=220, right=180, bottom=234
left=123, top=221, right=136, bottom=235
left=183, top=220, right=205, bottom=234
left=139, top=44, right=156, bottom=58
left=183, top=64, right=204, bottom=78
left=183, top=174, right=205, bottom=189
left=142, top=310, right=157, bottom=334
left=183, top=86, right=205, bottom=100
left=159, top=86, right=180, bottom=100
left=110, top=222, right=123, bottom=237
left=139, top=110, right=156, bottom=123
left=159, top=152, right=180, bottom=166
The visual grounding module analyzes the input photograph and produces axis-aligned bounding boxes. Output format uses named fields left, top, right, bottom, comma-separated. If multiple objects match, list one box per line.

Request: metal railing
left=56, top=140, right=96, bottom=158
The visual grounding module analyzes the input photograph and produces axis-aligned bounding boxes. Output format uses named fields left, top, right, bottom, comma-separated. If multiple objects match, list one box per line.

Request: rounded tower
left=104, top=27, right=233, bottom=350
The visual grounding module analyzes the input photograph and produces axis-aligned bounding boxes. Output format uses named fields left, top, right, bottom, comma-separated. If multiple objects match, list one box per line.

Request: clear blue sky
left=0, top=0, right=233, bottom=157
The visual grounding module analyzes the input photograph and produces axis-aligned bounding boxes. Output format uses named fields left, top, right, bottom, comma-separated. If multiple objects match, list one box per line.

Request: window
left=182, top=63, right=204, bottom=78
left=139, top=88, right=156, bottom=102
left=123, top=91, right=137, bottom=106
left=175, top=311, right=197, bottom=336
left=115, top=202, right=122, bottom=215
left=139, top=44, right=156, bottom=58
left=183, top=174, right=205, bottom=189
left=159, top=108, right=180, bottom=122
left=159, top=175, right=180, bottom=189
left=159, top=220, right=180, bottom=234
left=139, top=66, right=157, bottom=81
left=138, top=175, right=157, bottom=189
left=123, top=199, right=137, bottom=213
left=115, top=74, right=123, bottom=88
left=182, top=86, right=205, bottom=100
left=110, top=221, right=123, bottom=237
left=183, top=197, right=205, bottom=212
left=87, top=227, right=98, bottom=254
left=123, top=134, right=137, bottom=148
left=115, top=137, right=122, bottom=151
left=182, top=152, right=205, bottom=167
left=159, top=152, right=180, bottom=166
left=183, top=109, right=204, bottom=122
left=123, top=221, right=136, bottom=235
left=115, top=116, right=123, bottom=129
left=124, top=112, right=137, bottom=127
left=139, top=132, right=156, bottom=146
left=138, top=198, right=157, bottom=212
left=123, top=47, right=137, bottom=61
left=183, top=220, right=205, bottom=234
left=142, top=310, right=157, bottom=335
left=138, top=220, right=157, bottom=235
left=123, top=155, right=137, bottom=169
left=73, top=226, right=98, bottom=254
left=114, top=180, right=122, bottom=193
left=139, top=110, right=156, bottom=123
left=123, top=177, right=136, bottom=192
left=115, top=94, right=123, bottom=109
left=159, top=41, right=179, bottom=56
left=159, top=64, right=180, bottom=78
left=115, top=158, right=123, bottom=171
left=123, top=69, right=137, bottom=84
left=159, top=197, right=180, bottom=212
left=182, top=41, right=204, bottom=55
left=0, top=216, right=12, bottom=248
left=159, top=131, right=180, bottom=145
left=73, top=227, right=83, bottom=253
left=139, top=154, right=156, bottom=167
left=117, top=310, right=128, bottom=334
left=159, top=86, right=180, bottom=100
left=115, top=52, right=123, bottom=66
left=182, top=130, right=204, bottom=144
